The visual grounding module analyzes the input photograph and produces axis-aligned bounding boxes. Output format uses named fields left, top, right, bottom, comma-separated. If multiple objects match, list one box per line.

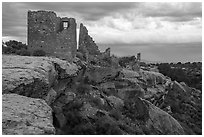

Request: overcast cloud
left=2, top=2, right=202, bottom=62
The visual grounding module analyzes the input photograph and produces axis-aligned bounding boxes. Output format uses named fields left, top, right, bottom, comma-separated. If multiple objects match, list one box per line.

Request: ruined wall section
left=78, top=23, right=100, bottom=56
left=28, top=10, right=76, bottom=62
left=132, top=53, right=141, bottom=71
left=137, top=53, right=141, bottom=62
left=28, top=11, right=59, bottom=55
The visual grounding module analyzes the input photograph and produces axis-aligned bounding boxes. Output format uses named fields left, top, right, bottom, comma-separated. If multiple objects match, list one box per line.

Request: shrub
left=123, top=97, right=149, bottom=121
left=102, top=56, right=111, bottom=64
left=20, top=49, right=31, bottom=56
left=63, top=100, right=84, bottom=127
left=2, top=46, right=15, bottom=54
left=61, top=100, right=96, bottom=134
left=60, top=99, right=125, bottom=135
left=63, top=99, right=84, bottom=112
left=32, top=49, right=46, bottom=56
left=119, top=56, right=136, bottom=68
left=3, top=40, right=28, bottom=55
left=15, top=50, right=21, bottom=55
left=71, top=123, right=96, bottom=135
left=5, top=40, right=27, bottom=50
left=95, top=116, right=123, bottom=135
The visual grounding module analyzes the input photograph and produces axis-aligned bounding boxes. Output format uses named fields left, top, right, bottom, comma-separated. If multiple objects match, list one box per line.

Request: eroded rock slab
left=144, top=99, right=184, bottom=135
left=2, top=55, right=78, bottom=99
left=2, top=94, right=55, bottom=135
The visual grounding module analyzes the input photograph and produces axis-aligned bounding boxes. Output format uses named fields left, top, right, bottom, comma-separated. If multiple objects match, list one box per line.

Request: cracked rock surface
left=2, top=94, right=55, bottom=135
left=144, top=100, right=184, bottom=135
left=2, top=55, right=200, bottom=135
left=2, top=55, right=78, bottom=99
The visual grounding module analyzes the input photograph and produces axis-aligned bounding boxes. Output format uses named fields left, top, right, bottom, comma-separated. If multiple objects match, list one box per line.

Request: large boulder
left=144, top=99, right=184, bottom=135
left=2, top=94, right=55, bottom=135
left=163, top=81, right=189, bottom=113
left=123, top=97, right=184, bottom=135
left=2, top=55, right=79, bottom=100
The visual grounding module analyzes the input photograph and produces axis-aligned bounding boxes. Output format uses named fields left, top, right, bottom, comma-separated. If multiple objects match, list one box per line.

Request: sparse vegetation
left=95, top=116, right=123, bottom=135
left=2, top=40, right=28, bottom=55
left=119, top=56, right=136, bottom=68
left=18, top=49, right=31, bottom=56
left=157, top=62, right=202, bottom=90
left=32, top=49, right=46, bottom=56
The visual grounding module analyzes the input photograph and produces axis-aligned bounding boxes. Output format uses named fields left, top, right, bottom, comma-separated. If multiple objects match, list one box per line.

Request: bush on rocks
left=33, top=49, right=46, bottom=56
left=19, top=49, right=31, bottom=56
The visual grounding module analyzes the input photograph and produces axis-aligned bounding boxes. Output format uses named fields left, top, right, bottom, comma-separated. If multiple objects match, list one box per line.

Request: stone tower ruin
left=27, top=10, right=77, bottom=62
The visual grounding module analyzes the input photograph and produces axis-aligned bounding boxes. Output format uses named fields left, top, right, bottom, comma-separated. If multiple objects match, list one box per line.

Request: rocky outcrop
left=141, top=70, right=166, bottom=87
left=2, top=54, right=201, bottom=135
left=2, top=55, right=79, bottom=102
left=122, top=96, right=184, bottom=134
left=2, top=94, right=55, bottom=135
left=51, top=80, right=184, bottom=135
left=2, top=55, right=82, bottom=135
left=85, top=64, right=120, bottom=84
left=144, top=99, right=184, bottom=135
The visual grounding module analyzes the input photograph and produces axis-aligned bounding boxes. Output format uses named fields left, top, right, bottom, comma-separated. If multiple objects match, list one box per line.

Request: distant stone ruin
left=27, top=10, right=102, bottom=62
left=27, top=10, right=77, bottom=62
left=27, top=10, right=140, bottom=69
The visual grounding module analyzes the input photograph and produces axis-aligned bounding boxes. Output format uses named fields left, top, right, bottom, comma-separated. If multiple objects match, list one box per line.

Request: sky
left=2, top=2, right=202, bottom=62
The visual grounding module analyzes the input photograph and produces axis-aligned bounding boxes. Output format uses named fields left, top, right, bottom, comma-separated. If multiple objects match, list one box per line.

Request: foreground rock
left=2, top=94, right=55, bottom=135
left=2, top=55, right=200, bottom=135
left=2, top=55, right=79, bottom=101
left=144, top=99, right=184, bottom=135
left=122, top=96, right=184, bottom=135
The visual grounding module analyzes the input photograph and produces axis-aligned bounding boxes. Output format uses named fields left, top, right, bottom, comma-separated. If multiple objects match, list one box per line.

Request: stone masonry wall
left=78, top=23, right=100, bottom=56
left=27, top=10, right=77, bottom=62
